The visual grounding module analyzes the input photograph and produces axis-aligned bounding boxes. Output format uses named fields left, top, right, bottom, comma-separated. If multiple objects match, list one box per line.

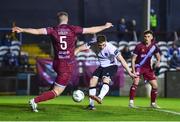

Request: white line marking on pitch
left=155, top=109, right=180, bottom=116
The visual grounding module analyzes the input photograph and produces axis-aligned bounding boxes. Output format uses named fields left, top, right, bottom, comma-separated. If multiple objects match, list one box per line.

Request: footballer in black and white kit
left=75, top=35, right=137, bottom=110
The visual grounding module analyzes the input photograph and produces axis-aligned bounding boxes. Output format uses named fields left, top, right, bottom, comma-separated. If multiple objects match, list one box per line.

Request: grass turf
left=0, top=96, right=180, bottom=121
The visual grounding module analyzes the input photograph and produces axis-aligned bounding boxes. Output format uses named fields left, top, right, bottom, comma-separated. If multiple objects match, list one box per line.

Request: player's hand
left=105, top=22, right=113, bottom=28
left=131, top=70, right=139, bottom=76
left=12, top=27, right=24, bottom=33
left=155, top=61, right=160, bottom=68
left=129, top=72, right=138, bottom=78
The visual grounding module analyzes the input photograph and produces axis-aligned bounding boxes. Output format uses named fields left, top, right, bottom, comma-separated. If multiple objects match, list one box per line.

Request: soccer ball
left=72, top=90, right=85, bottom=102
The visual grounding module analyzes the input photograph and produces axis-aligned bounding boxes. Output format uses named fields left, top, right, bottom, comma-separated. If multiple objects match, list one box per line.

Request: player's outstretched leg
left=29, top=90, right=57, bottom=112
left=89, top=83, right=109, bottom=104
left=89, top=95, right=102, bottom=104
left=98, top=83, right=109, bottom=100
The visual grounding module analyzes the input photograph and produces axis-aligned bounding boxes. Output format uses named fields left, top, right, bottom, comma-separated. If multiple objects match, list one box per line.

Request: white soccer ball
left=72, top=90, right=85, bottom=102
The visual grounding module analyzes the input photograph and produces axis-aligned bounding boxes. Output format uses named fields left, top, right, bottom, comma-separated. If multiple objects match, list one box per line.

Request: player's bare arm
left=155, top=52, right=161, bottom=67
left=83, top=22, right=113, bottom=34
left=74, top=44, right=89, bottom=55
left=131, top=54, right=137, bottom=74
left=116, top=54, right=137, bottom=78
left=12, top=27, right=47, bottom=35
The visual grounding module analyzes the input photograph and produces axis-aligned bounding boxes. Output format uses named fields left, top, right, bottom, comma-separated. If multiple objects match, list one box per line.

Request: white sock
left=130, top=100, right=134, bottom=104
left=151, top=102, right=156, bottom=105
left=98, top=84, right=109, bottom=100
left=89, top=88, right=96, bottom=106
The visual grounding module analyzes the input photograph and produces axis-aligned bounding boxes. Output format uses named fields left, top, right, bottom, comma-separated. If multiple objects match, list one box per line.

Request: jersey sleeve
left=46, top=27, right=54, bottom=35
left=154, top=44, right=161, bottom=54
left=108, top=43, right=120, bottom=57
left=72, top=26, right=83, bottom=34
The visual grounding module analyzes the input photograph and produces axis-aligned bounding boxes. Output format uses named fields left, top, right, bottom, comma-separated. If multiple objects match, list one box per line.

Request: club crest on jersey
left=141, top=54, right=146, bottom=58
left=141, top=49, right=145, bottom=52
left=105, top=53, right=108, bottom=56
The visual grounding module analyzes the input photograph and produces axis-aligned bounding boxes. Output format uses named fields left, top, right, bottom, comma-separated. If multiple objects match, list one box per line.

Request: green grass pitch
left=0, top=96, right=180, bottom=121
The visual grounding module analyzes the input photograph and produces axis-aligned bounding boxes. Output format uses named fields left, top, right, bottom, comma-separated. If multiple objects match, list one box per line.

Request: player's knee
left=89, top=77, right=98, bottom=87
left=54, top=90, right=61, bottom=96
left=89, top=81, right=97, bottom=87
left=53, top=86, right=65, bottom=96
left=131, top=83, right=138, bottom=90
left=150, top=80, right=158, bottom=89
left=152, top=84, right=158, bottom=89
left=102, top=77, right=111, bottom=84
left=133, top=78, right=139, bottom=84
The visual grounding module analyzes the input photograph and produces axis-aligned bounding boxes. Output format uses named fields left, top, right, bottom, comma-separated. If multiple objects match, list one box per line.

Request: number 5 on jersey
left=60, top=36, right=67, bottom=50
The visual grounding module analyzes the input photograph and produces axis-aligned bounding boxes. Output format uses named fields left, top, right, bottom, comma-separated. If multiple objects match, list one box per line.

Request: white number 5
left=60, top=36, right=67, bottom=50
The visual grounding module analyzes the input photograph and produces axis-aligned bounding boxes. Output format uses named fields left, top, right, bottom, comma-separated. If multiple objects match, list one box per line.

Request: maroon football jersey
left=46, top=24, right=83, bottom=61
left=133, top=42, right=159, bottom=69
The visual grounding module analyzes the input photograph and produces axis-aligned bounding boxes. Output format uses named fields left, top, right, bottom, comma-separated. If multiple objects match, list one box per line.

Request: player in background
left=12, top=11, right=113, bottom=112
left=75, top=34, right=137, bottom=110
left=129, top=30, right=161, bottom=108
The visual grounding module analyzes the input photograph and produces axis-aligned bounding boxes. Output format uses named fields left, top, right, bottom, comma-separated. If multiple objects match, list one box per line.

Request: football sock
left=98, top=83, right=109, bottom=100
left=34, top=90, right=57, bottom=103
left=151, top=88, right=157, bottom=103
left=129, top=83, right=138, bottom=100
left=89, top=87, right=96, bottom=106
left=130, top=100, right=134, bottom=104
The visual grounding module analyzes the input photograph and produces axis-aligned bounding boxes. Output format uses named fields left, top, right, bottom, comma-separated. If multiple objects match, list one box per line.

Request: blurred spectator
left=128, top=19, right=138, bottom=41
left=167, top=42, right=180, bottom=60
left=118, top=18, right=128, bottom=32
left=150, top=9, right=158, bottom=32
left=1, top=23, right=18, bottom=46
left=2, top=34, right=12, bottom=46
left=10, top=21, right=18, bottom=41
left=128, top=19, right=136, bottom=32
left=117, top=18, right=128, bottom=41
left=121, top=45, right=132, bottom=61
left=19, top=52, right=29, bottom=69
left=169, top=50, right=180, bottom=70
left=3, top=48, right=19, bottom=68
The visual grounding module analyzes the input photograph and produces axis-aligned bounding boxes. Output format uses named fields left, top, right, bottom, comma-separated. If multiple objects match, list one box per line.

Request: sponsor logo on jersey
left=58, top=51, right=70, bottom=59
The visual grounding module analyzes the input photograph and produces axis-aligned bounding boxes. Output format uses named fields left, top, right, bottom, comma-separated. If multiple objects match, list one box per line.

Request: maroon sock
left=34, top=90, right=57, bottom=103
left=151, top=88, right=157, bottom=103
left=129, top=84, right=138, bottom=100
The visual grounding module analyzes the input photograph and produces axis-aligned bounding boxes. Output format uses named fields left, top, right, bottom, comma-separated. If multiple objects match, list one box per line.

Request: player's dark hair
left=57, top=11, right=68, bottom=23
left=144, top=30, right=153, bottom=36
left=97, top=35, right=107, bottom=43
left=57, top=11, right=68, bottom=17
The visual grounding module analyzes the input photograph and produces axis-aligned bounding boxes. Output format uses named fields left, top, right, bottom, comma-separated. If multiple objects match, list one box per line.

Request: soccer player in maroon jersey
left=12, top=11, right=113, bottom=112
left=129, top=30, right=161, bottom=108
